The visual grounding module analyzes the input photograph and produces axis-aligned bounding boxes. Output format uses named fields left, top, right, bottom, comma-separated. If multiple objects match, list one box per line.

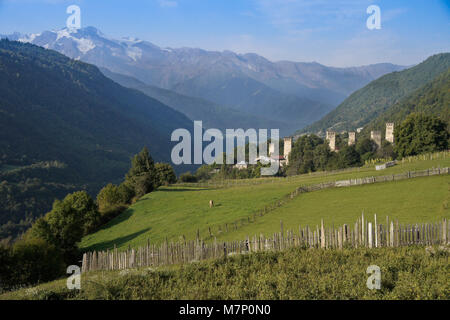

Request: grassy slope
left=80, top=182, right=300, bottom=251
left=2, top=246, right=449, bottom=300
left=80, top=155, right=450, bottom=251
left=217, top=175, right=450, bottom=241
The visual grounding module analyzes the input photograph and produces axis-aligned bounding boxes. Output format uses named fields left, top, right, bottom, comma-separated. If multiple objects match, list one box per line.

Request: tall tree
left=125, top=147, right=157, bottom=198
left=395, top=113, right=449, bottom=157
left=28, top=191, right=99, bottom=263
left=288, top=135, right=325, bottom=175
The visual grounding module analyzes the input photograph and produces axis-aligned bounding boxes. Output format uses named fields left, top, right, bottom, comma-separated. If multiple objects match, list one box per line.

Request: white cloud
left=255, top=0, right=373, bottom=34
left=158, top=0, right=177, bottom=8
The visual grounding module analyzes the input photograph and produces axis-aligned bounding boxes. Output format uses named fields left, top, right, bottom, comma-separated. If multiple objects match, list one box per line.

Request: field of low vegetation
left=1, top=246, right=448, bottom=300
left=80, top=153, right=450, bottom=251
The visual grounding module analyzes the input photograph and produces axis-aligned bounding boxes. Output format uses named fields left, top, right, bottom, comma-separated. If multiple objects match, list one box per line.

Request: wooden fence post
left=320, top=219, right=325, bottom=249
left=338, top=227, right=342, bottom=249
left=82, top=253, right=87, bottom=273
left=443, top=219, right=447, bottom=244
left=374, top=214, right=378, bottom=247
left=390, top=222, right=394, bottom=247
left=361, top=214, right=365, bottom=247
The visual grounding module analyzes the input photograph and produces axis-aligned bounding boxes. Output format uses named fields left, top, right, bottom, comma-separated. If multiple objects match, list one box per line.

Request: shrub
left=179, top=171, right=198, bottom=183
left=195, top=164, right=214, bottom=181
left=27, top=191, right=99, bottom=263
left=97, top=184, right=127, bottom=211
left=117, top=183, right=135, bottom=204
left=0, top=239, right=65, bottom=291
left=337, top=145, right=362, bottom=168
left=11, top=238, right=65, bottom=287
left=155, top=163, right=177, bottom=187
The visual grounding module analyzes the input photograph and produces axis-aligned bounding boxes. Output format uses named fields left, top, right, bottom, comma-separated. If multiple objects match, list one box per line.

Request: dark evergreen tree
left=125, top=147, right=156, bottom=198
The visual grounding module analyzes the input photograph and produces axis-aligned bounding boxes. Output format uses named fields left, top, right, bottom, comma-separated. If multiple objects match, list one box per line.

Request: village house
left=233, top=161, right=248, bottom=170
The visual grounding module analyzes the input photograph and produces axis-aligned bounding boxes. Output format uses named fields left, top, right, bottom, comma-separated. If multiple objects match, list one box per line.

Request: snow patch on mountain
left=18, top=33, right=40, bottom=43
left=76, top=38, right=96, bottom=54
left=120, top=37, right=142, bottom=44
left=56, top=28, right=77, bottom=41
left=47, top=29, right=95, bottom=54
left=126, top=46, right=142, bottom=61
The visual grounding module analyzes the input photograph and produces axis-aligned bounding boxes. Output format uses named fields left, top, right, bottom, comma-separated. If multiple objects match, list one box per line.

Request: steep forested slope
left=0, top=40, right=192, bottom=238
left=366, top=67, right=450, bottom=133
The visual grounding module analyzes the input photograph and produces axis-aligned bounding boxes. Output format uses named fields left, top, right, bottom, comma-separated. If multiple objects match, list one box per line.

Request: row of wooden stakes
left=81, top=216, right=449, bottom=273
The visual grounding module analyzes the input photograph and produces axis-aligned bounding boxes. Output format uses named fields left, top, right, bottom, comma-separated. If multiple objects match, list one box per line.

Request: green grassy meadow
left=80, top=154, right=450, bottom=251
left=217, top=174, right=450, bottom=241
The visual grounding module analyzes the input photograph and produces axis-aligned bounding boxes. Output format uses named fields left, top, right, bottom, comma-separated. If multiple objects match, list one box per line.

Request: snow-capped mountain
left=2, top=26, right=406, bottom=132
left=4, top=27, right=405, bottom=100
left=7, top=27, right=149, bottom=66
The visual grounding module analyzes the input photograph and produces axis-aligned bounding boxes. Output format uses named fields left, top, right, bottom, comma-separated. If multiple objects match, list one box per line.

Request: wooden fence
left=82, top=216, right=449, bottom=273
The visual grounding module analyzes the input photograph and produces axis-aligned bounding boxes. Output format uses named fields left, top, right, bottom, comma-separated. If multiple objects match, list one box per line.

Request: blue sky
left=0, top=0, right=449, bottom=67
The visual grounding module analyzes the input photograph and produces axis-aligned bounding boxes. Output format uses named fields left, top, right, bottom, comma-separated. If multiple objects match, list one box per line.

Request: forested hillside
left=299, top=53, right=450, bottom=134
left=366, top=67, right=450, bottom=133
left=0, top=40, right=193, bottom=239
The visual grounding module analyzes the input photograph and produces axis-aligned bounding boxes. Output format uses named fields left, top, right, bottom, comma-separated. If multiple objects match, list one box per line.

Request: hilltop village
left=235, top=123, right=396, bottom=169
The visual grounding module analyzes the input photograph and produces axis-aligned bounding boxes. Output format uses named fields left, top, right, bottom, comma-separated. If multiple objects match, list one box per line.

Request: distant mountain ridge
left=299, top=53, right=450, bottom=135
left=100, top=68, right=297, bottom=136
left=2, top=27, right=405, bottom=135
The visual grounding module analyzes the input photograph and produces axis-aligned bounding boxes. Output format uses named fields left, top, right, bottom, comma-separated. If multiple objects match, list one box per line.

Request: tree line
left=0, top=147, right=176, bottom=292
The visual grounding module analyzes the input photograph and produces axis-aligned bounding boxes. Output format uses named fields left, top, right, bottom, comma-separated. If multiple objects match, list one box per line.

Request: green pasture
left=217, top=174, right=450, bottom=241
left=79, top=154, right=450, bottom=251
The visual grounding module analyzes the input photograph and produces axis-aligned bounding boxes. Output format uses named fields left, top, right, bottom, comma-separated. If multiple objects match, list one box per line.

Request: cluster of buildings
left=233, top=137, right=293, bottom=170
left=233, top=123, right=394, bottom=170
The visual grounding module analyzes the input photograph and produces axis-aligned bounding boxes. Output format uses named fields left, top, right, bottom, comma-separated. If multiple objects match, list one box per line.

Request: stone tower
left=269, top=142, right=275, bottom=156
left=371, top=131, right=382, bottom=149
left=284, top=137, right=293, bottom=165
left=386, top=123, right=394, bottom=144
left=348, top=132, right=356, bottom=146
left=326, top=131, right=336, bottom=152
